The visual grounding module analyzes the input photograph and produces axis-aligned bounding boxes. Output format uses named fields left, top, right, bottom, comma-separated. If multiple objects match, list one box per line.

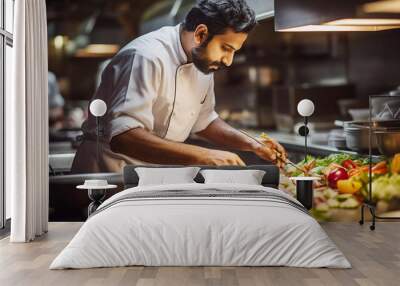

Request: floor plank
left=0, top=222, right=399, bottom=286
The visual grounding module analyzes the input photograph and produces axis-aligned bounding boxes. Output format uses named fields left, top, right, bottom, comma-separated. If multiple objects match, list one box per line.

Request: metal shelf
left=359, top=95, right=400, bottom=231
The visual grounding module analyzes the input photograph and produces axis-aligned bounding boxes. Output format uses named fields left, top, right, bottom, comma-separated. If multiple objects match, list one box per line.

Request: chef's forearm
left=196, top=118, right=258, bottom=151
left=109, top=128, right=210, bottom=165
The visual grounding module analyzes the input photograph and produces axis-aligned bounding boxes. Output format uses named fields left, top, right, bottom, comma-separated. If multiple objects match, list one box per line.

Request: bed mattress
left=50, top=183, right=351, bottom=269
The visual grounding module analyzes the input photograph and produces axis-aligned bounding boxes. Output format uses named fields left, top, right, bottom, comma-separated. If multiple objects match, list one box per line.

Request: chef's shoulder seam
left=131, top=53, right=163, bottom=96
left=111, top=49, right=163, bottom=67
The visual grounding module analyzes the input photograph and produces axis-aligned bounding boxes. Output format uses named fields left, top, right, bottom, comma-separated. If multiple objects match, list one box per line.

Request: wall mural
left=47, top=1, right=400, bottom=223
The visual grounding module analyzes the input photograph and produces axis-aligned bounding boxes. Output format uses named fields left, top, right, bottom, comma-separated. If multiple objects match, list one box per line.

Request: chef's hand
left=252, top=139, right=288, bottom=169
left=198, top=149, right=246, bottom=166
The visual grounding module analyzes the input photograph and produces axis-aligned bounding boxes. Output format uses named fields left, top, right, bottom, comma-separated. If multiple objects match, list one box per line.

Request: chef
left=72, top=0, right=287, bottom=173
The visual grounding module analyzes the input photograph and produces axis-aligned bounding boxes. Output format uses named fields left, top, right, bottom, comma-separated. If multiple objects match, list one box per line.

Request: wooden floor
left=0, top=222, right=399, bottom=286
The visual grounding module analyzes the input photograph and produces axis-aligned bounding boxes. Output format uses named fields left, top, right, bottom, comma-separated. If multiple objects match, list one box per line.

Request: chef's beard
left=191, top=43, right=225, bottom=75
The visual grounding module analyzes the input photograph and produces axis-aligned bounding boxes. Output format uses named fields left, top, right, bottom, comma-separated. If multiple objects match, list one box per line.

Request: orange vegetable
left=348, top=168, right=360, bottom=177
left=348, top=165, right=369, bottom=177
left=391, top=154, right=400, bottom=174
left=372, top=161, right=388, bottom=175
left=373, top=161, right=387, bottom=170
left=373, top=167, right=388, bottom=175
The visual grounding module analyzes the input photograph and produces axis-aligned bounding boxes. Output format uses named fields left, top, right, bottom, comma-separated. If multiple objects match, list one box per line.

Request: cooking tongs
left=238, top=130, right=304, bottom=173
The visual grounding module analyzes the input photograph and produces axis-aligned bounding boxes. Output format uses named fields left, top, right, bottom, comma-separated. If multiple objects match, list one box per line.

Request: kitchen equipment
left=375, top=130, right=400, bottom=156
left=344, top=125, right=378, bottom=152
left=388, top=86, right=400, bottom=97
left=337, top=99, right=368, bottom=119
left=348, top=108, right=370, bottom=121
left=238, top=129, right=303, bottom=172
left=360, top=94, right=400, bottom=231
left=336, top=120, right=400, bottom=153
left=328, top=129, right=347, bottom=149
left=272, top=84, right=354, bottom=133
left=368, top=90, right=400, bottom=121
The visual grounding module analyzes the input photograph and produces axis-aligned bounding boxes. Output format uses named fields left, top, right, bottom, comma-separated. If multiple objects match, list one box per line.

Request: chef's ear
left=194, top=24, right=209, bottom=46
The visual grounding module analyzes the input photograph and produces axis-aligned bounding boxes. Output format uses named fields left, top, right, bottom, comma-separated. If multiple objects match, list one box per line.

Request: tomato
left=342, top=159, right=357, bottom=170
left=328, top=168, right=349, bottom=189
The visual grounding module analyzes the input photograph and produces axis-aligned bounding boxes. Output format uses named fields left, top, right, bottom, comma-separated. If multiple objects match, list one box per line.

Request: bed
left=50, top=165, right=350, bottom=269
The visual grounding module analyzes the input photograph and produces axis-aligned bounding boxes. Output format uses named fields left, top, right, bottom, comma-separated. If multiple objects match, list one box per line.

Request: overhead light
left=278, top=24, right=400, bottom=32
left=275, top=0, right=400, bottom=32
left=54, top=35, right=66, bottom=49
left=278, top=18, right=400, bottom=32
left=362, top=0, right=400, bottom=14
left=325, top=18, right=400, bottom=26
left=75, top=44, right=120, bottom=58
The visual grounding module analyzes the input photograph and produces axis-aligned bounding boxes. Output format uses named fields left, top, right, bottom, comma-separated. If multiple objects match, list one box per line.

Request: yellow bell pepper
left=337, top=179, right=362, bottom=194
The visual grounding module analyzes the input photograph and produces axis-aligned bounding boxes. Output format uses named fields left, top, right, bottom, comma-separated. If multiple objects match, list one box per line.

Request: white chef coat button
left=190, top=111, right=195, bottom=116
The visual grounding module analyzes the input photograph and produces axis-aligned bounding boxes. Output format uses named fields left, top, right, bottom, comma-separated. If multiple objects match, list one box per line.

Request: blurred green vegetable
left=369, top=174, right=400, bottom=201
left=292, top=154, right=369, bottom=172
left=314, top=153, right=367, bottom=167
left=339, top=197, right=359, bottom=209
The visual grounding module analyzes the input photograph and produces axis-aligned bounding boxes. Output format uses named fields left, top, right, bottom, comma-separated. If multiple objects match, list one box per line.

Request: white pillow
left=135, top=167, right=200, bottom=186
left=200, top=169, right=266, bottom=185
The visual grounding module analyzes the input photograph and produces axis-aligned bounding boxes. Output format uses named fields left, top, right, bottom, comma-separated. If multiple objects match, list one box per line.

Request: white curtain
left=8, top=0, right=49, bottom=242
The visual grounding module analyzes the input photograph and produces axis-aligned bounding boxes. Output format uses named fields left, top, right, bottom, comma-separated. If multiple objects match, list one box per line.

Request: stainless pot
left=343, top=120, right=400, bottom=154
left=344, top=125, right=378, bottom=152
left=375, top=130, right=400, bottom=156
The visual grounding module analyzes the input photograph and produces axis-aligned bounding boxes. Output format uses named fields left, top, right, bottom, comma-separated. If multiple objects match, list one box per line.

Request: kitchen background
left=47, top=0, right=400, bottom=222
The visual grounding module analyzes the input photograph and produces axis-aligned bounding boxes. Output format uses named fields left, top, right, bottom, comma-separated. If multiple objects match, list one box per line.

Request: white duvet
left=50, top=183, right=351, bottom=269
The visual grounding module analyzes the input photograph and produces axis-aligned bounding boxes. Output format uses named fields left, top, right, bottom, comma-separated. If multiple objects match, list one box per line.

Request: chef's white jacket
left=72, top=24, right=219, bottom=173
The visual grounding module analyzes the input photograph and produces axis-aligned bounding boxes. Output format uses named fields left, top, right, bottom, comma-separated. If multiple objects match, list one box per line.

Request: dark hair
left=183, top=0, right=256, bottom=37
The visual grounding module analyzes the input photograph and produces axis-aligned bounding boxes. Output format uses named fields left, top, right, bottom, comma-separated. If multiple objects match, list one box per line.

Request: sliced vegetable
left=315, top=153, right=354, bottom=167
left=342, top=159, right=357, bottom=170
left=322, top=188, right=338, bottom=199
left=314, top=202, right=329, bottom=212
left=391, top=154, right=400, bottom=174
left=339, top=197, right=360, bottom=209
left=348, top=168, right=359, bottom=177
left=348, top=165, right=371, bottom=177
left=328, top=168, right=349, bottom=189
left=337, top=179, right=362, bottom=194
left=336, top=193, right=353, bottom=202
left=282, top=152, right=397, bottom=218
left=323, top=163, right=345, bottom=178
left=372, top=161, right=388, bottom=175
left=309, top=166, right=326, bottom=175
left=327, top=198, right=340, bottom=208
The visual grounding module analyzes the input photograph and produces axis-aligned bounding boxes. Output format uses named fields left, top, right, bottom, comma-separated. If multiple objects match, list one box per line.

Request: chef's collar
left=176, top=24, right=189, bottom=65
